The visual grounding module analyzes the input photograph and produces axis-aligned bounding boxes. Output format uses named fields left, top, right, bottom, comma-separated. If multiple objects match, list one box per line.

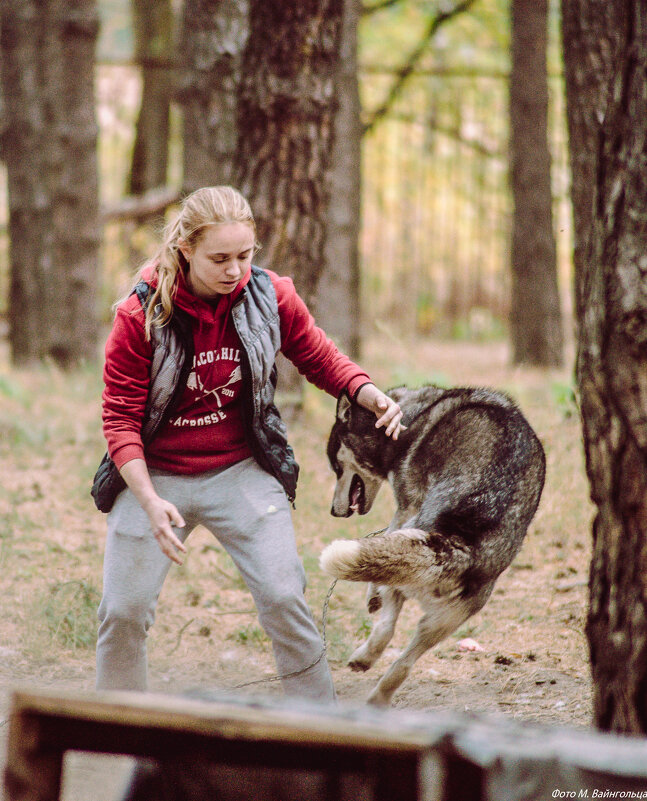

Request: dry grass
left=0, top=331, right=594, bottom=727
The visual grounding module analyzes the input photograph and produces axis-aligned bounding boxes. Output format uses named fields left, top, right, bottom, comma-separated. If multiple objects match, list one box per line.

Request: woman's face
left=180, top=222, right=255, bottom=299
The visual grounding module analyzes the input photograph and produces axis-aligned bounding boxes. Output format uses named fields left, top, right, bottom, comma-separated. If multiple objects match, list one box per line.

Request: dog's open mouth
left=349, top=474, right=365, bottom=514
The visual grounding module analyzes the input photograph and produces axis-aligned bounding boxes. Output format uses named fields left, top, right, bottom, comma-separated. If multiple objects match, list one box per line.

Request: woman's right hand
left=119, top=458, right=187, bottom=564
left=143, top=495, right=187, bottom=565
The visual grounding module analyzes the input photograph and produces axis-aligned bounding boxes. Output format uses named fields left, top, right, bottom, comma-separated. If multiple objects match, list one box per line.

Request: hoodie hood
left=141, top=259, right=252, bottom=326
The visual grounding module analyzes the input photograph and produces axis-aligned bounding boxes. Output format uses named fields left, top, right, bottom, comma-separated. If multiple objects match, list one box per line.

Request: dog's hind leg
left=366, top=583, right=381, bottom=613
left=367, top=600, right=470, bottom=707
left=348, top=588, right=404, bottom=673
left=365, top=512, right=417, bottom=615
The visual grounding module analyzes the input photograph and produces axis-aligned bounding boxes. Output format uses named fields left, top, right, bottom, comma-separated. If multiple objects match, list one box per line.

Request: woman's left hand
left=355, top=383, right=405, bottom=439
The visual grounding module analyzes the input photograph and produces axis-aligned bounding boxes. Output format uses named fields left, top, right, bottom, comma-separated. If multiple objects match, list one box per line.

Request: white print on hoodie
left=171, top=347, right=242, bottom=427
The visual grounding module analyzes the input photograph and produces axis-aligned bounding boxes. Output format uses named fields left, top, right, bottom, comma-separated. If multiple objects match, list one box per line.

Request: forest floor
left=0, top=332, right=594, bottom=800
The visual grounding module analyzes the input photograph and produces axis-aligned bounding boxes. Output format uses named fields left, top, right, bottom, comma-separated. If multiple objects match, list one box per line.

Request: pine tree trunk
left=178, top=0, right=249, bottom=192
left=315, top=0, right=362, bottom=360
left=0, top=0, right=100, bottom=367
left=129, top=0, right=174, bottom=195
left=509, top=0, right=563, bottom=366
left=234, top=0, right=344, bottom=306
left=561, top=0, right=623, bottom=323
left=233, top=0, right=344, bottom=412
left=563, top=0, right=647, bottom=733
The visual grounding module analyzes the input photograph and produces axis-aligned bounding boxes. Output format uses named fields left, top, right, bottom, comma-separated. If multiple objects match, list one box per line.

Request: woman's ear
left=178, top=239, right=192, bottom=263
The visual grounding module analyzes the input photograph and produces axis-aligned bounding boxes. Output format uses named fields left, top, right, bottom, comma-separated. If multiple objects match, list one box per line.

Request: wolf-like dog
left=320, top=385, right=545, bottom=706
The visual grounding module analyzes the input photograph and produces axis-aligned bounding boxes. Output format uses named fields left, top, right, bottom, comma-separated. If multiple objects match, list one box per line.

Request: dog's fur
left=320, top=385, right=545, bottom=706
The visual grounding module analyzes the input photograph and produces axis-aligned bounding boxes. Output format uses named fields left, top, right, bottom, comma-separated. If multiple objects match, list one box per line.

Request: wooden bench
left=4, top=687, right=647, bottom=801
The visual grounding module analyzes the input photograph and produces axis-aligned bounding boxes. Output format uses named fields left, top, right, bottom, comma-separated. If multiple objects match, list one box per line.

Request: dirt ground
left=0, top=337, right=594, bottom=800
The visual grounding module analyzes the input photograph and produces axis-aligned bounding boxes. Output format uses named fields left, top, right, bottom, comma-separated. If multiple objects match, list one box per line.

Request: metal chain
left=227, top=527, right=387, bottom=691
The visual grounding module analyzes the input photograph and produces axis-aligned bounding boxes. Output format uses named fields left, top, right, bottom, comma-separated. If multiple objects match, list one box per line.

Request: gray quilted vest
left=139, top=266, right=299, bottom=502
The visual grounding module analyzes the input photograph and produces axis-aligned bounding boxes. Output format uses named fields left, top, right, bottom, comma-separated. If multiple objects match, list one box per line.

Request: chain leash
left=228, top=526, right=387, bottom=691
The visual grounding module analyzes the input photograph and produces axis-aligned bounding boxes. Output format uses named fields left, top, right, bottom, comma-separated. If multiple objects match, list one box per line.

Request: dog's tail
left=320, top=529, right=463, bottom=585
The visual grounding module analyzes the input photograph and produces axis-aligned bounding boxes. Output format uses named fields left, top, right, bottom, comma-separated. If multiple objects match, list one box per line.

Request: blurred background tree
left=0, top=0, right=101, bottom=367
left=0, top=0, right=569, bottom=371
left=509, top=0, right=563, bottom=367
left=128, top=0, right=174, bottom=197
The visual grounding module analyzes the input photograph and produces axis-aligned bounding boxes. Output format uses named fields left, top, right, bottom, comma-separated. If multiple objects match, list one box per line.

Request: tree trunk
left=563, top=0, right=647, bottom=733
left=233, top=0, right=344, bottom=412
left=234, top=1, right=343, bottom=306
left=129, top=0, right=174, bottom=196
left=561, top=0, right=623, bottom=324
left=178, top=0, right=249, bottom=192
left=0, top=0, right=100, bottom=367
left=509, top=0, right=563, bottom=366
left=314, top=0, right=362, bottom=360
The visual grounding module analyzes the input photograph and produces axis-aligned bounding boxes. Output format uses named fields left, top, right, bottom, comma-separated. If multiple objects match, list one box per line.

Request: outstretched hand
left=355, top=383, right=405, bottom=439
left=144, top=496, right=187, bottom=565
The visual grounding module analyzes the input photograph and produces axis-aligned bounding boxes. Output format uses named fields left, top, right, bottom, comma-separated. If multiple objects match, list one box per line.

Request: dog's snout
left=331, top=503, right=352, bottom=518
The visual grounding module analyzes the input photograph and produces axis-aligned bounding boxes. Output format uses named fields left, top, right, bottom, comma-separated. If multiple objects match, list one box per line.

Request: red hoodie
left=102, top=264, right=371, bottom=474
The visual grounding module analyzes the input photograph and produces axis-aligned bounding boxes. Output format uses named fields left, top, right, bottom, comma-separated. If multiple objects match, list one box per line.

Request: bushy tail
left=320, top=529, right=448, bottom=585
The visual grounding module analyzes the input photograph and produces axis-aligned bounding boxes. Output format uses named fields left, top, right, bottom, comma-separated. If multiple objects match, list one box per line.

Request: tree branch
left=101, top=185, right=182, bottom=223
left=362, top=0, right=477, bottom=135
left=362, top=0, right=404, bottom=16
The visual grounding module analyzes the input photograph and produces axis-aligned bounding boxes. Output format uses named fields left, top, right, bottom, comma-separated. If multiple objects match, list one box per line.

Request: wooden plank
left=3, top=689, right=446, bottom=801
left=5, top=687, right=444, bottom=754
left=5, top=711, right=63, bottom=801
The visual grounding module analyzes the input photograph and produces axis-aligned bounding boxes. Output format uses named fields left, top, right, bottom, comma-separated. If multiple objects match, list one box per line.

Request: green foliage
left=550, top=380, right=578, bottom=419
left=43, top=580, right=101, bottom=650
left=228, top=624, right=269, bottom=649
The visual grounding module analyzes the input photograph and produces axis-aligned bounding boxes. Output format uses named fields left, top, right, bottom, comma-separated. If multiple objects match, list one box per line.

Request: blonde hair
left=129, top=186, right=257, bottom=340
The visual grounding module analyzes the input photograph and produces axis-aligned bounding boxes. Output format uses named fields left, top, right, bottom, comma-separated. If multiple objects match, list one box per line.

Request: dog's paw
left=348, top=658, right=372, bottom=673
left=366, top=688, right=391, bottom=707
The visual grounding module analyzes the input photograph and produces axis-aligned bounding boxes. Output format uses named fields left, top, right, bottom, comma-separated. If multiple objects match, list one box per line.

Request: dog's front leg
left=348, top=587, right=404, bottom=672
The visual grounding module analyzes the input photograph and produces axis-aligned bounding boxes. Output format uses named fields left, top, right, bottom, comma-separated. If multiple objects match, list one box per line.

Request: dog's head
left=327, top=392, right=385, bottom=517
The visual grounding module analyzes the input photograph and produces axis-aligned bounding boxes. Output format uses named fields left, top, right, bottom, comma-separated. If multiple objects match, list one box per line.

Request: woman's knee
left=98, top=594, right=155, bottom=632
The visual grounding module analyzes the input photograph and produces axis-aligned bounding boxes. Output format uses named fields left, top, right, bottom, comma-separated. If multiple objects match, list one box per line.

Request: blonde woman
left=95, top=186, right=402, bottom=701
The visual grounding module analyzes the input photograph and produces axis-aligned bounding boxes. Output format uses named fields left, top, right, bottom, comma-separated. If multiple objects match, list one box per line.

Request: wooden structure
left=4, top=687, right=647, bottom=801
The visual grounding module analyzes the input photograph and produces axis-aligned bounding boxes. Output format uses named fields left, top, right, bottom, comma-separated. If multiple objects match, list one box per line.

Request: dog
left=320, top=385, right=545, bottom=706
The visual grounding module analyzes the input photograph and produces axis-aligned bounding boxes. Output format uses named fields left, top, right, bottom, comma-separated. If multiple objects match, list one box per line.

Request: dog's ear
left=336, top=390, right=353, bottom=424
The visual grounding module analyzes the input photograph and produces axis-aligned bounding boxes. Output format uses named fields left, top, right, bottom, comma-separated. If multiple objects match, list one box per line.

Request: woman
left=96, top=186, right=403, bottom=701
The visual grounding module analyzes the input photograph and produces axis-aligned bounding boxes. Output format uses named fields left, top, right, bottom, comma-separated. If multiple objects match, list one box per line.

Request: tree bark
left=233, top=0, right=344, bottom=412
left=314, top=0, right=362, bottom=359
left=563, top=0, right=647, bottom=733
left=509, top=0, right=563, bottom=366
left=0, top=0, right=100, bottom=367
left=178, top=0, right=249, bottom=192
left=234, top=0, right=344, bottom=307
left=561, top=0, right=624, bottom=324
left=129, top=0, right=174, bottom=196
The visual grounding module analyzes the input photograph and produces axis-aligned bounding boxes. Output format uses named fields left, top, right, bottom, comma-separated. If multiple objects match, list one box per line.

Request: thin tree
left=563, top=0, right=647, bottom=732
left=129, top=0, right=174, bottom=196
left=314, top=0, right=362, bottom=359
left=0, top=0, right=101, bottom=367
left=509, top=0, right=563, bottom=366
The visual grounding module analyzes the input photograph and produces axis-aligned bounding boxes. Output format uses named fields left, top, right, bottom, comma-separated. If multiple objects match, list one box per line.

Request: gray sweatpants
left=96, top=457, right=335, bottom=702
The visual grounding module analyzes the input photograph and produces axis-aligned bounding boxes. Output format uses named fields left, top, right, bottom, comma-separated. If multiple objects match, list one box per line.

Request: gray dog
left=320, top=386, right=546, bottom=706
